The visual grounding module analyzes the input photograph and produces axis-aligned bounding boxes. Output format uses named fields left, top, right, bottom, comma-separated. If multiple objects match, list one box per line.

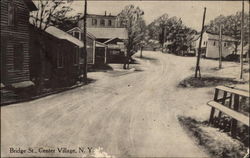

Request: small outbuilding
left=87, top=28, right=128, bottom=63
left=29, top=25, right=84, bottom=87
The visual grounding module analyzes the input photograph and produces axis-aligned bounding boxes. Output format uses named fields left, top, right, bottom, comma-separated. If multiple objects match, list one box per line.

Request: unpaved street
left=1, top=51, right=211, bottom=157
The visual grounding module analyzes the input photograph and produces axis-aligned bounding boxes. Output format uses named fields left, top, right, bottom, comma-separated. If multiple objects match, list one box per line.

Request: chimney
left=105, top=11, right=106, bottom=16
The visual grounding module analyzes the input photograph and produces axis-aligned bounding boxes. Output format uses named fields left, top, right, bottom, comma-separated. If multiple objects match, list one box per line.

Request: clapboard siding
left=0, top=0, right=33, bottom=85
left=30, top=26, right=82, bottom=87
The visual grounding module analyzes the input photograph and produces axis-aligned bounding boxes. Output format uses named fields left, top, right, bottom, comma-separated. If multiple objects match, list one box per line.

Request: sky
left=68, top=0, right=249, bottom=30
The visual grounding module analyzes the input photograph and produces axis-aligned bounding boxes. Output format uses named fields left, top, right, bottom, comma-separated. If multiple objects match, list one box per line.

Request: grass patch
left=178, top=116, right=248, bottom=158
left=178, top=76, right=246, bottom=88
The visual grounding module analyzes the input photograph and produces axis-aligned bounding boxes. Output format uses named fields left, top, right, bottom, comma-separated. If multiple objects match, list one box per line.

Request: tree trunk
left=140, top=47, right=143, bottom=58
left=234, top=42, right=238, bottom=55
left=123, top=51, right=128, bottom=69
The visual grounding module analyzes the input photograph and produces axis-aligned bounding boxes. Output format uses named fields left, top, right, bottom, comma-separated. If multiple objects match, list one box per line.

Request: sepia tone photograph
left=0, top=0, right=249, bottom=157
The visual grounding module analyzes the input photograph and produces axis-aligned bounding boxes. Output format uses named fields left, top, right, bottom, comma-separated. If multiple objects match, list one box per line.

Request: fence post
left=209, top=88, right=219, bottom=125
left=231, top=94, right=239, bottom=138
left=218, top=91, right=228, bottom=119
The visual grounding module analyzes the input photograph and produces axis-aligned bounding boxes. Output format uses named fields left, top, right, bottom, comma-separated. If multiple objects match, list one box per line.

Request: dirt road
left=1, top=51, right=210, bottom=157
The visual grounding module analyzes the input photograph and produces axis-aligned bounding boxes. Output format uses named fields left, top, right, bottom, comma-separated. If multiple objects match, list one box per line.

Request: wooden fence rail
left=207, top=85, right=249, bottom=139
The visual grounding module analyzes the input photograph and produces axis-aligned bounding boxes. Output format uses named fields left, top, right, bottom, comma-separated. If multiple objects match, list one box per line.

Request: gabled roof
left=104, top=37, right=124, bottom=44
left=194, top=31, right=238, bottom=42
left=79, top=13, right=117, bottom=20
left=87, top=28, right=128, bottom=40
left=96, top=41, right=107, bottom=48
left=207, top=32, right=238, bottom=42
left=67, top=27, right=96, bottom=40
left=29, top=21, right=83, bottom=47
left=23, top=0, right=38, bottom=11
left=46, top=26, right=83, bottom=47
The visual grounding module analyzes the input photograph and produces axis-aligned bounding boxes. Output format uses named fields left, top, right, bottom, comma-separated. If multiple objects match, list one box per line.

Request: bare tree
left=30, top=0, right=73, bottom=30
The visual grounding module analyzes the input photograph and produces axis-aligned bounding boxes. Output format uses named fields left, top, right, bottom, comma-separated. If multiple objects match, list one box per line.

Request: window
left=213, top=41, right=216, bottom=46
left=92, top=19, right=97, bottom=25
left=14, top=43, right=23, bottom=70
left=73, top=31, right=80, bottom=40
left=57, top=51, right=64, bottom=68
left=100, top=19, right=105, bottom=26
left=108, top=20, right=112, bottom=26
left=73, top=46, right=79, bottom=65
left=8, top=1, right=17, bottom=26
left=224, top=42, right=227, bottom=47
left=203, top=41, right=206, bottom=45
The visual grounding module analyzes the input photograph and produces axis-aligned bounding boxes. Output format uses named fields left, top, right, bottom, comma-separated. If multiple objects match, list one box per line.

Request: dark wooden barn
left=29, top=25, right=84, bottom=87
left=0, top=0, right=37, bottom=89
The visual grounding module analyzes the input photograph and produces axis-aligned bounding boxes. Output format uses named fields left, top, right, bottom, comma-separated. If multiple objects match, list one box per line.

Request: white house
left=193, top=32, right=238, bottom=58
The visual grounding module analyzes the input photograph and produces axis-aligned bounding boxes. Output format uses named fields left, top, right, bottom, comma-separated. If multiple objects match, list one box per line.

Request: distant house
left=76, top=12, right=128, bottom=63
left=192, top=31, right=238, bottom=59
left=87, top=28, right=128, bottom=63
left=104, top=38, right=127, bottom=62
left=0, top=0, right=37, bottom=89
left=78, top=12, right=124, bottom=28
left=29, top=25, right=84, bottom=87
left=67, top=27, right=106, bottom=64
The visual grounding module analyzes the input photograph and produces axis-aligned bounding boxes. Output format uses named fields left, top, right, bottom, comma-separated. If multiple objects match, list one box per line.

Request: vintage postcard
left=0, top=0, right=249, bottom=157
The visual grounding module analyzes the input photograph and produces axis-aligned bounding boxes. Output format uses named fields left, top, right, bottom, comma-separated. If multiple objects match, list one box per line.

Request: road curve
left=1, top=51, right=209, bottom=157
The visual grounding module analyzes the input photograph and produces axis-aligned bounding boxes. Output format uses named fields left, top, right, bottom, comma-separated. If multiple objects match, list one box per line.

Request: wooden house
left=29, top=25, right=84, bottom=87
left=0, top=0, right=37, bottom=88
left=78, top=12, right=124, bottom=28
left=86, top=28, right=128, bottom=63
left=192, top=31, right=238, bottom=59
left=67, top=27, right=96, bottom=64
left=104, top=38, right=127, bottom=63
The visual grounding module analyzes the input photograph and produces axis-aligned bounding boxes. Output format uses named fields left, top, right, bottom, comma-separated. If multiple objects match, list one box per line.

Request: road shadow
left=88, top=64, right=113, bottom=72
left=1, top=78, right=96, bottom=107
left=136, top=56, right=158, bottom=62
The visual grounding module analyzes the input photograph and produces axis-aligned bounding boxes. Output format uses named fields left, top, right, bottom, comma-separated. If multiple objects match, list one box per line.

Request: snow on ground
left=1, top=51, right=248, bottom=157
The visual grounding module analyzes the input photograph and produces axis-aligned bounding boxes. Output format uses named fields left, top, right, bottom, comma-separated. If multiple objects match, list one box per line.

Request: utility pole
left=161, top=25, right=165, bottom=53
left=219, top=24, right=222, bottom=69
left=83, top=0, right=88, bottom=83
left=240, top=0, right=244, bottom=79
left=195, top=7, right=206, bottom=78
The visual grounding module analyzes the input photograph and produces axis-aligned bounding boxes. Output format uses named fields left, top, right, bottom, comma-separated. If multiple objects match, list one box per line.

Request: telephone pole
left=195, top=7, right=206, bottom=78
left=83, top=0, right=88, bottom=83
left=240, top=0, right=244, bottom=79
left=219, top=25, right=222, bottom=69
left=161, top=25, right=165, bottom=53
